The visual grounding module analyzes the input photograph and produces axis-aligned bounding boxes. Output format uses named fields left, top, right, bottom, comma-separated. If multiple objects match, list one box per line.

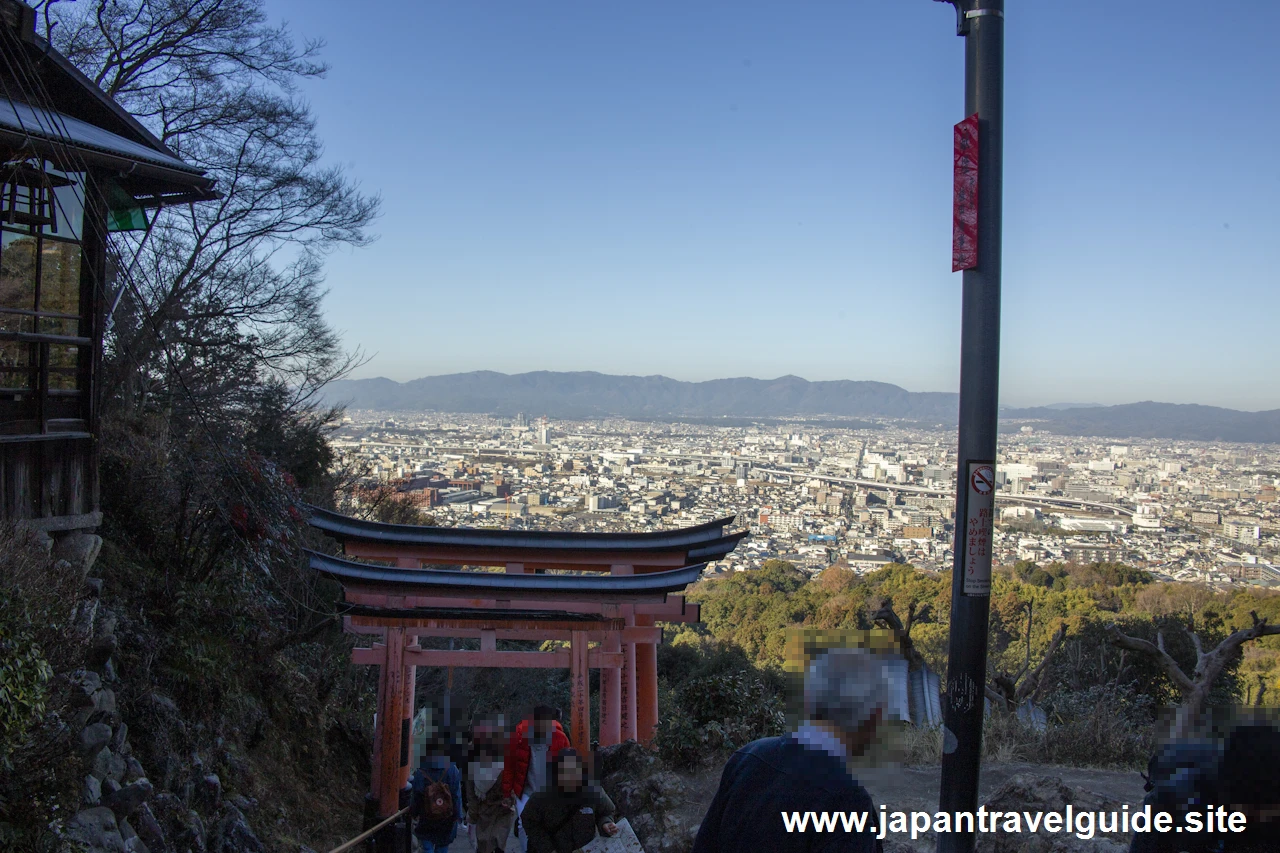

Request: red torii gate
left=306, top=508, right=746, bottom=820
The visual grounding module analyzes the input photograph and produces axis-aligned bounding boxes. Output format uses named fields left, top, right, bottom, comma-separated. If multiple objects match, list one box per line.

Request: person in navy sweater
left=692, top=648, right=889, bottom=853
left=410, top=736, right=465, bottom=853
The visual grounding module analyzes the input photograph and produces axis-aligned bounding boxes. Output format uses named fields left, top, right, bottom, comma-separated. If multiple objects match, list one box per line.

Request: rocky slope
left=5, top=531, right=371, bottom=853
left=54, top=544, right=273, bottom=853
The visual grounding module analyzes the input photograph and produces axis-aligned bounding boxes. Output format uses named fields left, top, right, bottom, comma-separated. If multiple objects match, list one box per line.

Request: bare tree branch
left=1107, top=625, right=1197, bottom=694
left=872, top=602, right=926, bottom=671
left=1020, top=622, right=1068, bottom=705
left=1108, top=613, right=1280, bottom=738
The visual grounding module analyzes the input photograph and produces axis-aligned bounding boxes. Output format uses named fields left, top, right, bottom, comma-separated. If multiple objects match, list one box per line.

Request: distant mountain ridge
left=324, top=371, right=959, bottom=420
left=322, top=371, right=1280, bottom=443
left=1002, top=402, right=1280, bottom=444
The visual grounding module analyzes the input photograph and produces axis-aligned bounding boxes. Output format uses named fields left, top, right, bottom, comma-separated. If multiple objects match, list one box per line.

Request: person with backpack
left=410, top=737, right=464, bottom=853
left=1128, top=738, right=1223, bottom=853
left=520, top=749, right=618, bottom=853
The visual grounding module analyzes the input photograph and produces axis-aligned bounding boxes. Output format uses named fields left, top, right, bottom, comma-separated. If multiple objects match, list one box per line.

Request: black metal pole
left=937, top=2, right=1003, bottom=852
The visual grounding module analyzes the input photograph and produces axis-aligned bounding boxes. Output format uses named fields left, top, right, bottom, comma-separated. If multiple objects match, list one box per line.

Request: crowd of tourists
left=406, top=704, right=619, bottom=853
left=401, top=656, right=1280, bottom=853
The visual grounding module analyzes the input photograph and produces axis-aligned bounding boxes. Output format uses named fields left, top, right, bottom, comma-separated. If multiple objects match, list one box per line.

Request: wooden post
left=377, top=627, right=408, bottom=817
left=569, top=630, right=590, bottom=756
left=389, top=574, right=416, bottom=791
left=621, top=608, right=638, bottom=742
left=612, top=567, right=639, bottom=743
left=400, top=648, right=416, bottom=789
left=635, top=614, right=659, bottom=745
left=599, top=630, right=621, bottom=747
left=372, top=654, right=386, bottom=797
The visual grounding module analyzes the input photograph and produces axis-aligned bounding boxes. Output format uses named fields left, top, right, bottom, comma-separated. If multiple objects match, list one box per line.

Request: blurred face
left=559, top=756, right=583, bottom=791
left=534, top=717, right=554, bottom=739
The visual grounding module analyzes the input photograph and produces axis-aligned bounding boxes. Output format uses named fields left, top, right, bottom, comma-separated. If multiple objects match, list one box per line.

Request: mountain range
left=321, top=371, right=1280, bottom=444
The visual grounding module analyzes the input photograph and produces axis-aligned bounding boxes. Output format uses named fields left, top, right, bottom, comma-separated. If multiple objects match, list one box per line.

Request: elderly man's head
left=804, top=648, right=892, bottom=757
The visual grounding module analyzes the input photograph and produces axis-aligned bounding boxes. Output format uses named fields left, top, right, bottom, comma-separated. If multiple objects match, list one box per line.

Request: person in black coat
left=520, top=749, right=618, bottom=853
left=1131, top=723, right=1280, bottom=853
left=692, top=647, right=889, bottom=853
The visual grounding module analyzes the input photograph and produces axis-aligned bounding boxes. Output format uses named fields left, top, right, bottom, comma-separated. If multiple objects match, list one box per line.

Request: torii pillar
left=374, top=627, right=409, bottom=818
left=394, top=559, right=419, bottom=790
left=635, top=612, right=659, bottom=744
left=612, top=564, right=658, bottom=745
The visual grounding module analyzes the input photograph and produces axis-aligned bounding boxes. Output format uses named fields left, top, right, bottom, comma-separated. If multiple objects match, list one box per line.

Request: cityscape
left=332, top=410, right=1280, bottom=586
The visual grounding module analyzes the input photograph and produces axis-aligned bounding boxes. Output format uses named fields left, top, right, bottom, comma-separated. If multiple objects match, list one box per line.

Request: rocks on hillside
left=598, top=740, right=656, bottom=779
left=54, top=532, right=104, bottom=586
left=974, top=774, right=1130, bottom=853
left=208, top=805, right=267, bottom=853
left=82, top=722, right=114, bottom=755
left=65, top=807, right=127, bottom=853
left=598, top=741, right=695, bottom=853
left=58, top=573, right=266, bottom=853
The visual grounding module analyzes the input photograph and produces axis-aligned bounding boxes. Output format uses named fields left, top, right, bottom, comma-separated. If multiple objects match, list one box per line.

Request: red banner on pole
left=952, top=113, right=979, bottom=272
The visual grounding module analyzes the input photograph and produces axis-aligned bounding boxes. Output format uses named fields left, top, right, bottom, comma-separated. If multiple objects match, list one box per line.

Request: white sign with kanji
left=963, top=461, right=995, bottom=596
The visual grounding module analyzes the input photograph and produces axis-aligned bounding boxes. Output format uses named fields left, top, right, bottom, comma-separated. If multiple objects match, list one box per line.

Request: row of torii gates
left=305, top=507, right=748, bottom=821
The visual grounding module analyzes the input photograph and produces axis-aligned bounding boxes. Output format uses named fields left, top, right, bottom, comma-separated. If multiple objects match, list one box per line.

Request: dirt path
left=676, top=761, right=1146, bottom=824
left=855, top=761, right=1148, bottom=814
left=672, top=760, right=1148, bottom=850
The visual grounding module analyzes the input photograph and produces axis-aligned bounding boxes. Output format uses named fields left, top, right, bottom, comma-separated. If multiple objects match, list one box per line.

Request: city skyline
left=268, top=0, right=1280, bottom=410
left=330, top=408, right=1280, bottom=584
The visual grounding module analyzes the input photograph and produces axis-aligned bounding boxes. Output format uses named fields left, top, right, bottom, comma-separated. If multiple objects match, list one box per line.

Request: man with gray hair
left=692, top=648, right=888, bottom=853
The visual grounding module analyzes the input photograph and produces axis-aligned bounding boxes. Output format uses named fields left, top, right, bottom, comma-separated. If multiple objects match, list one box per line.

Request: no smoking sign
left=963, top=461, right=996, bottom=596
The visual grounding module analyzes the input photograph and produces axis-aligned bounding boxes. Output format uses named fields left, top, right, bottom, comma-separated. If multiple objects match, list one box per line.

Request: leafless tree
left=986, top=603, right=1068, bottom=714
left=37, top=0, right=379, bottom=416
left=1108, top=612, right=1280, bottom=739
left=872, top=600, right=928, bottom=671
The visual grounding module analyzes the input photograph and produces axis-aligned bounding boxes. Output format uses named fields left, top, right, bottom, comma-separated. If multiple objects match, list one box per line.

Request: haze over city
left=270, top=0, right=1280, bottom=411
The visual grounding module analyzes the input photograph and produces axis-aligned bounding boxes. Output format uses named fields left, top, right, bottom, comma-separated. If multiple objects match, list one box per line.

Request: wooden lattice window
left=0, top=158, right=89, bottom=436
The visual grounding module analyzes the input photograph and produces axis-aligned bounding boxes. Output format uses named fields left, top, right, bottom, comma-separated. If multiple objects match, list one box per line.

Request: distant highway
left=752, top=468, right=1134, bottom=518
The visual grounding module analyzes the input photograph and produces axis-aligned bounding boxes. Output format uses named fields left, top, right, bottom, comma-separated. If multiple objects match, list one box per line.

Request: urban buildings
left=328, top=411, right=1280, bottom=587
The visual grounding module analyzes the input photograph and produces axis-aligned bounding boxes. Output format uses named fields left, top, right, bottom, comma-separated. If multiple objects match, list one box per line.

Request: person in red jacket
left=502, top=705, right=569, bottom=849
left=503, top=706, right=570, bottom=800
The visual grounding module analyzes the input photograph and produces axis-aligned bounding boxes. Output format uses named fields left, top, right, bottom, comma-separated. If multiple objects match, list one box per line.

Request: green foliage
left=654, top=669, right=785, bottom=769
left=0, top=531, right=86, bottom=848
left=658, top=629, right=771, bottom=685
left=651, top=630, right=786, bottom=768
left=0, top=591, right=53, bottom=770
left=0, top=527, right=84, bottom=773
left=685, top=556, right=1280, bottom=766
left=1038, top=683, right=1157, bottom=767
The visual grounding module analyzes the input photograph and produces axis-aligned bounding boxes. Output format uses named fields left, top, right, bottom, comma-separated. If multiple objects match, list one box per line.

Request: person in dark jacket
left=1218, top=724, right=1280, bottom=852
left=1131, top=723, right=1280, bottom=853
left=692, top=647, right=889, bottom=853
left=1127, top=739, right=1223, bottom=853
left=410, top=738, right=465, bottom=853
left=521, top=749, right=618, bottom=853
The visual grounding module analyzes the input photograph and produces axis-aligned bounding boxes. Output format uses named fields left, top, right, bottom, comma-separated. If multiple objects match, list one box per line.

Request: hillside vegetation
left=654, top=559, right=1280, bottom=769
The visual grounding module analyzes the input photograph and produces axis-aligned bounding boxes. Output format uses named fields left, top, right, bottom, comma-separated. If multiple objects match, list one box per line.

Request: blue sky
left=267, top=0, right=1280, bottom=411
